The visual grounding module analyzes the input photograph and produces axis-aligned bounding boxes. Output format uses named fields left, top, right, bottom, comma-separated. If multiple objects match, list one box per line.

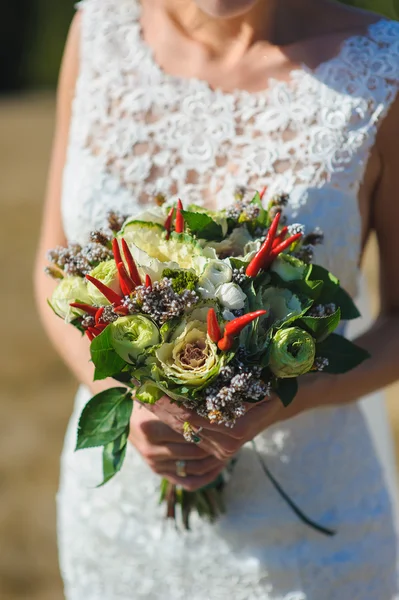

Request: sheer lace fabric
left=59, top=2, right=399, bottom=598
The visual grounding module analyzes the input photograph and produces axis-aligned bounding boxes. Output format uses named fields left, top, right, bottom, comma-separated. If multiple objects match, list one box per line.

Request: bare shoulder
left=294, top=3, right=392, bottom=69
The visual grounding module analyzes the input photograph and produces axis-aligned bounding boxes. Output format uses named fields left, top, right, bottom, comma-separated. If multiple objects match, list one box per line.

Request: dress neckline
left=133, top=2, right=387, bottom=99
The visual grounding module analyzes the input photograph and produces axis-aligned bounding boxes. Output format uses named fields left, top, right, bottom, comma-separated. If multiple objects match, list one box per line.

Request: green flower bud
left=269, top=327, right=316, bottom=378
left=50, top=276, right=91, bottom=322
left=87, top=260, right=120, bottom=306
left=109, top=315, right=160, bottom=363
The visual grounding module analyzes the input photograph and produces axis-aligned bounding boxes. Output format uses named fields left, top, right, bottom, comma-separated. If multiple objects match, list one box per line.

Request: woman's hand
left=144, top=374, right=333, bottom=460
left=145, top=396, right=281, bottom=460
left=129, top=403, right=227, bottom=491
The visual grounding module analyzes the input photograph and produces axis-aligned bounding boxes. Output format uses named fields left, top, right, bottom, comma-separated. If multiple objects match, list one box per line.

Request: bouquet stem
left=160, top=476, right=226, bottom=530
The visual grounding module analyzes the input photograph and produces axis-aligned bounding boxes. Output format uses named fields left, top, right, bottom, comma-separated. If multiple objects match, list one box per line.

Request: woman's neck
left=158, top=0, right=324, bottom=59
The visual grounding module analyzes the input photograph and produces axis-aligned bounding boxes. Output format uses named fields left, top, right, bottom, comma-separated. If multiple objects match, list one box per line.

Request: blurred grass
left=1, top=92, right=399, bottom=600
left=0, top=93, right=75, bottom=600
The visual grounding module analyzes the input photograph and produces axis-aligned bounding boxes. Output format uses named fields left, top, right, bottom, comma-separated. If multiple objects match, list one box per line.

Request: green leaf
left=76, top=387, right=133, bottom=450
left=306, top=264, right=360, bottom=320
left=316, top=334, right=370, bottom=374
left=249, top=191, right=269, bottom=228
left=229, top=257, right=249, bottom=271
left=300, top=308, right=341, bottom=342
left=90, top=327, right=127, bottom=380
left=331, top=287, right=360, bottom=320
left=181, top=210, right=224, bottom=241
left=289, top=279, right=324, bottom=301
left=307, top=264, right=339, bottom=286
left=99, top=427, right=129, bottom=486
left=136, top=383, right=164, bottom=404
left=112, top=371, right=133, bottom=385
left=275, top=378, right=298, bottom=407
left=70, top=318, right=85, bottom=334
left=274, top=297, right=314, bottom=329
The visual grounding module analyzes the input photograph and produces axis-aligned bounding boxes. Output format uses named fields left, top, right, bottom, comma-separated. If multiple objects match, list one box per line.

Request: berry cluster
left=122, top=278, right=199, bottom=325
left=307, top=303, right=337, bottom=317
left=197, top=353, right=271, bottom=426
left=47, top=232, right=113, bottom=277
left=231, top=266, right=248, bottom=286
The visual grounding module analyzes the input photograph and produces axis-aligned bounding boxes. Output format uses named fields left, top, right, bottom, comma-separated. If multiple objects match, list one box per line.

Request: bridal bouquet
left=46, top=190, right=369, bottom=530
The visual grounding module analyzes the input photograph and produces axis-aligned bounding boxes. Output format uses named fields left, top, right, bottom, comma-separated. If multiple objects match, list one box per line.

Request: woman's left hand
left=143, top=377, right=325, bottom=460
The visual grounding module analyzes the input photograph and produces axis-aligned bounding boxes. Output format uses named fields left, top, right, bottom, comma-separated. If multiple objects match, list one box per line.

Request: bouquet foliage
left=46, top=190, right=369, bottom=529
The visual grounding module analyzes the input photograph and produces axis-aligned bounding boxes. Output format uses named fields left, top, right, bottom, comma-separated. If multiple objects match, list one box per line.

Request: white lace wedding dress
left=58, top=1, right=399, bottom=598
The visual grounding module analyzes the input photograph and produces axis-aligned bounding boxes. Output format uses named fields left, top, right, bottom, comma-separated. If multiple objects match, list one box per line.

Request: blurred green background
left=0, top=0, right=398, bottom=91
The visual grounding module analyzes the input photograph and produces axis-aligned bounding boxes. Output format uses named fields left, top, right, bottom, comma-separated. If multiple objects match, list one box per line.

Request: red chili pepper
left=117, top=261, right=135, bottom=296
left=85, top=330, right=95, bottom=342
left=207, top=308, right=222, bottom=343
left=175, top=199, right=184, bottom=234
left=263, top=232, right=303, bottom=268
left=272, top=226, right=288, bottom=249
left=259, top=185, right=267, bottom=200
left=145, top=274, right=152, bottom=289
left=85, top=274, right=123, bottom=305
left=218, top=310, right=267, bottom=351
left=246, top=211, right=281, bottom=277
left=70, top=302, right=97, bottom=316
left=95, top=324, right=107, bottom=333
left=164, top=206, right=175, bottom=240
left=114, top=305, right=129, bottom=316
left=88, top=326, right=100, bottom=338
left=121, top=239, right=141, bottom=286
left=95, top=307, right=105, bottom=325
left=112, top=238, right=123, bottom=265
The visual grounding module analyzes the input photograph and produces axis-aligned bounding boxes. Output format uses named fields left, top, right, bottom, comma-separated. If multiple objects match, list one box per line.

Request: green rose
left=87, top=260, right=120, bottom=305
left=50, top=276, right=91, bottom=322
left=156, top=318, right=223, bottom=386
left=109, top=315, right=160, bottom=363
left=269, top=327, right=316, bottom=378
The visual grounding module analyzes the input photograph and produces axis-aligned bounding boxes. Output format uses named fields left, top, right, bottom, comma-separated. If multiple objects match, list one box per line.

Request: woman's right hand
left=129, top=403, right=227, bottom=491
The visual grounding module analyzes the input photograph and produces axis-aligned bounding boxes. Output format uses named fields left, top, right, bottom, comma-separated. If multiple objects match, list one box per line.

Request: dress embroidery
left=59, top=2, right=399, bottom=598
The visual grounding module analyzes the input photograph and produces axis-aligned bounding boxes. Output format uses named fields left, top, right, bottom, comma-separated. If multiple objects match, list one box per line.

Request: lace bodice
left=62, top=1, right=399, bottom=298
left=58, top=3, right=399, bottom=599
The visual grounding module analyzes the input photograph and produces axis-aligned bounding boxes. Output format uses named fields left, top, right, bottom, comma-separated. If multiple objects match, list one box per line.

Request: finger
left=141, top=442, right=210, bottom=461
left=141, top=420, right=185, bottom=444
left=153, top=455, right=224, bottom=476
left=139, top=402, right=226, bottom=456
left=159, top=464, right=226, bottom=492
left=148, top=398, right=243, bottom=440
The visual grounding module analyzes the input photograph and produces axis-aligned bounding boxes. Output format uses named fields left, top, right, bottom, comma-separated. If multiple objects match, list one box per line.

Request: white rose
left=216, top=283, right=246, bottom=310
left=200, top=259, right=232, bottom=287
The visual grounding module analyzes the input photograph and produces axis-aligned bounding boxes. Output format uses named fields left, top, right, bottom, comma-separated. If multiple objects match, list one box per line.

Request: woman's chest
left=80, top=71, right=373, bottom=210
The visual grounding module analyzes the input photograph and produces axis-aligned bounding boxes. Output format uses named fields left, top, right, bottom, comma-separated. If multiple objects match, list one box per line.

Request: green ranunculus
left=87, top=260, right=120, bottom=305
left=109, top=315, right=160, bottom=363
left=269, top=327, right=316, bottom=378
left=156, top=318, right=223, bottom=386
left=50, top=276, right=92, bottom=322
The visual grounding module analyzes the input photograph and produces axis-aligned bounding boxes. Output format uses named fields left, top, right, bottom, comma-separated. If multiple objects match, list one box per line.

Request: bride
left=35, top=0, right=399, bottom=597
